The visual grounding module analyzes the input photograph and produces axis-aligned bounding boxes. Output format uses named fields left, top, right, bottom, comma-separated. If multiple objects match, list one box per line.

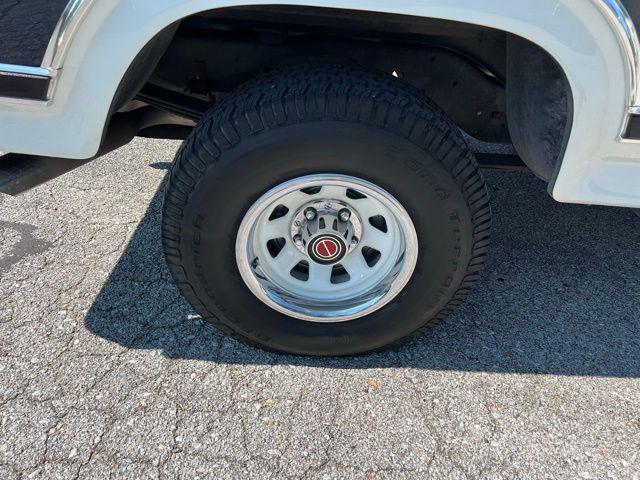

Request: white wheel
left=235, top=174, right=419, bottom=322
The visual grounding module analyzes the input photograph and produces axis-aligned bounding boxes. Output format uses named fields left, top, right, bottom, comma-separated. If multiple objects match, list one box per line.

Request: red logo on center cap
left=308, top=234, right=345, bottom=264
left=315, top=238, right=340, bottom=259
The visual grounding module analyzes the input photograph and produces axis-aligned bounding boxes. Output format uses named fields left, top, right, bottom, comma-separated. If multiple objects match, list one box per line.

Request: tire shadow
left=83, top=170, right=640, bottom=377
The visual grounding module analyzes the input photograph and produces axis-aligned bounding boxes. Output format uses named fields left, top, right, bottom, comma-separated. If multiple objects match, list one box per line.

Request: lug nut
left=350, top=236, right=359, bottom=247
left=338, top=208, right=351, bottom=222
left=293, top=234, right=304, bottom=246
left=304, top=207, right=317, bottom=221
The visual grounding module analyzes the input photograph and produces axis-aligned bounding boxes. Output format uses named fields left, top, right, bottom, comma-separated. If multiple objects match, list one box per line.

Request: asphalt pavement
left=0, top=138, right=639, bottom=479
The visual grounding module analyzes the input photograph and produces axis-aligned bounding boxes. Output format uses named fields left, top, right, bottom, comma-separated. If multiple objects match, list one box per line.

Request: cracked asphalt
left=0, top=138, right=639, bottom=479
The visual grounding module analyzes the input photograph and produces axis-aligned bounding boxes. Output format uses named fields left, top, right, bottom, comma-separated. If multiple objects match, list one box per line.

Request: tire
left=162, top=62, right=491, bottom=356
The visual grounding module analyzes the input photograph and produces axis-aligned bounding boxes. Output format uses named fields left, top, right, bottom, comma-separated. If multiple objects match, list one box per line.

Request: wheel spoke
left=351, top=198, right=382, bottom=220
left=283, top=190, right=315, bottom=208
left=271, top=242, right=305, bottom=272
left=362, top=224, right=393, bottom=254
left=307, top=262, right=333, bottom=288
left=320, top=185, right=348, bottom=201
left=261, top=215, right=291, bottom=240
left=341, top=249, right=370, bottom=280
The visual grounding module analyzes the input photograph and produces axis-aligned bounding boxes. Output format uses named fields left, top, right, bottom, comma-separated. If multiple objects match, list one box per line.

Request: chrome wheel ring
left=235, top=174, right=419, bottom=322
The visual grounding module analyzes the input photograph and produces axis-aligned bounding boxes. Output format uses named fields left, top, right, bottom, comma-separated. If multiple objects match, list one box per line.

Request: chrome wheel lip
left=235, top=174, right=419, bottom=323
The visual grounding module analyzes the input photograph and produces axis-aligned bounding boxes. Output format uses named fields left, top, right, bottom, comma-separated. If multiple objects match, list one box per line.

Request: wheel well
left=108, top=5, right=572, bottom=180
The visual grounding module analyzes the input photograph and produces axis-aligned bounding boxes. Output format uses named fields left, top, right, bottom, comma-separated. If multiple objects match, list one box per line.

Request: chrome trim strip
left=0, top=64, right=52, bottom=105
left=42, top=0, right=96, bottom=70
left=595, top=1, right=640, bottom=107
left=592, top=1, right=640, bottom=139
left=0, top=96, right=50, bottom=106
left=0, top=64, right=52, bottom=79
left=0, top=0, right=92, bottom=103
left=623, top=105, right=640, bottom=140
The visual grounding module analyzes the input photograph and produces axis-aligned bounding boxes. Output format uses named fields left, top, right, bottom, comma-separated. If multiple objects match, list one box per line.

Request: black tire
left=162, top=62, right=491, bottom=356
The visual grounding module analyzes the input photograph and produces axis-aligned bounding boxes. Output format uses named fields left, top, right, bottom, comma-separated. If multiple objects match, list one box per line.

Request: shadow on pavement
left=84, top=170, right=640, bottom=377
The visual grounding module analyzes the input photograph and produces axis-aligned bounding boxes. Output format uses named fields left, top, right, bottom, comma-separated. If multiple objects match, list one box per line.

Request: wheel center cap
left=308, top=234, right=346, bottom=264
